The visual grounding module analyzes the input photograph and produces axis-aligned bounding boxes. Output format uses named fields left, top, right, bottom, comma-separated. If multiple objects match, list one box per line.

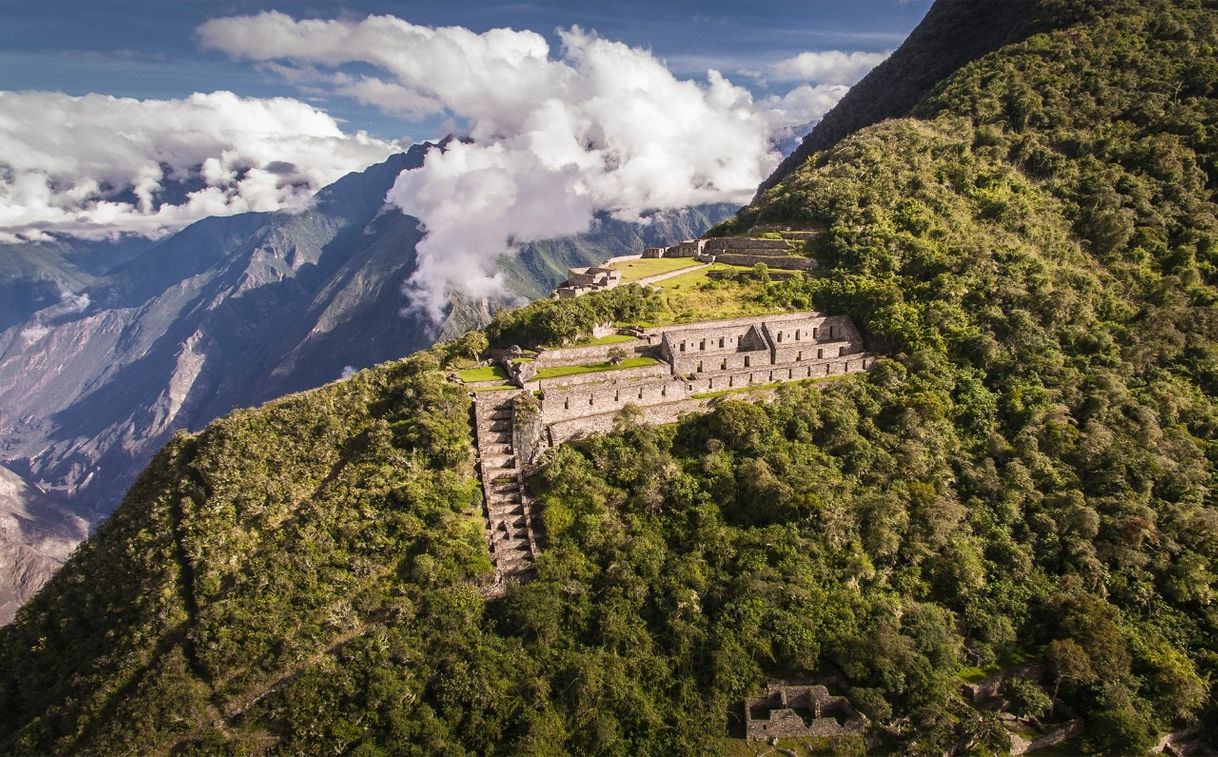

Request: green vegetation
left=533, top=356, right=660, bottom=380
left=456, top=364, right=509, bottom=383
left=3, top=1, right=1218, bottom=754
left=564, top=333, right=637, bottom=347
left=646, top=263, right=785, bottom=325
left=486, top=284, right=661, bottom=348
left=609, top=257, right=700, bottom=281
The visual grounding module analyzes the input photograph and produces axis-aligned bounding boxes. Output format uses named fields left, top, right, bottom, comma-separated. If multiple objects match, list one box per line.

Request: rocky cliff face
left=0, top=144, right=735, bottom=621
left=0, top=466, right=87, bottom=625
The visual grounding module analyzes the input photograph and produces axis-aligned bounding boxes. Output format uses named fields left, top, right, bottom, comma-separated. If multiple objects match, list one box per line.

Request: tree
left=1003, top=676, right=1052, bottom=720
left=461, top=331, right=489, bottom=360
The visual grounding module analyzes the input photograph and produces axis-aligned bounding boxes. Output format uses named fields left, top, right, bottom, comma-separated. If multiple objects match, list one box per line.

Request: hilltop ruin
left=464, top=310, right=873, bottom=589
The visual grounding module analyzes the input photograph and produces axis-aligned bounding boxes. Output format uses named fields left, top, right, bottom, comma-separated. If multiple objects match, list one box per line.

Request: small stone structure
left=744, top=684, right=865, bottom=740
left=555, top=266, right=621, bottom=298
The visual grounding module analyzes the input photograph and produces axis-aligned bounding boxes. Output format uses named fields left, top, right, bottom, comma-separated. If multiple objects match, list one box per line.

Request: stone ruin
left=640, top=229, right=818, bottom=271
left=463, top=310, right=874, bottom=591
left=516, top=311, right=873, bottom=450
left=744, top=683, right=865, bottom=740
left=554, top=265, right=622, bottom=298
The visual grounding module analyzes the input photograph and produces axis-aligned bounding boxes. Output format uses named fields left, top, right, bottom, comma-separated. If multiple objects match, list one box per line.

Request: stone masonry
left=472, top=391, right=540, bottom=593
left=526, top=312, right=872, bottom=447
left=744, top=684, right=865, bottom=740
left=466, top=311, right=873, bottom=589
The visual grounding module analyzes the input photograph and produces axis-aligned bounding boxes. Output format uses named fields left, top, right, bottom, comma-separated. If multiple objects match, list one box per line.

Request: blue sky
left=0, top=0, right=932, bottom=282
left=0, top=1, right=930, bottom=140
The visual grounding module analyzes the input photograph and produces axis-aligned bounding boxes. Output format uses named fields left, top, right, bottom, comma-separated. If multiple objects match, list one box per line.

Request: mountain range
left=0, top=142, right=734, bottom=623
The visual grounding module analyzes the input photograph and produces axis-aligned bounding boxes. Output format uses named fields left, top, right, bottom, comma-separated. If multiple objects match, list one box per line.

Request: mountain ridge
left=5, top=0, right=1218, bottom=751
left=0, top=143, right=734, bottom=624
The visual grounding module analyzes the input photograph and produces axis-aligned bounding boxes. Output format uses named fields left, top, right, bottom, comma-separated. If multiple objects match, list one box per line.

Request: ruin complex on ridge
left=464, top=309, right=874, bottom=590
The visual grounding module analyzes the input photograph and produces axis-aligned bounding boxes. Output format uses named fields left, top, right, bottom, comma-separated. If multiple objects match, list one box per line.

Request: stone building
left=744, top=684, right=865, bottom=740
left=554, top=266, right=621, bottom=298
left=505, top=311, right=873, bottom=449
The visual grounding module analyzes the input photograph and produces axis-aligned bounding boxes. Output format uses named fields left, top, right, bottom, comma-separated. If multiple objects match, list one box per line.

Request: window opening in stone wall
left=589, top=396, right=594, bottom=405
left=817, top=348, right=823, bottom=359
left=829, top=325, right=834, bottom=338
left=721, top=359, right=727, bottom=371
left=719, top=337, right=725, bottom=348
left=812, top=327, right=818, bottom=339
left=797, top=351, right=802, bottom=362
left=777, top=332, right=782, bottom=343
left=697, top=361, right=703, bottom=373
left=744, top=356, right=750, bottom=367
left=564, top=398, right=569, bottom=410
left=795, top=329, right=800, bottom=341
left=700, top=339, right=706, bottom=350
left=840, top=346, right=846, bottom=356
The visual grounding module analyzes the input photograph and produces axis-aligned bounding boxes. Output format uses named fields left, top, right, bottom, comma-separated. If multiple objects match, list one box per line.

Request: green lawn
left=533, top=356, right=661, bottom=380
left=641, top=263, right=787, bottom=326
left=457, top=365, right=509, bottom=382
left=609, top=257, right=700, bottom=281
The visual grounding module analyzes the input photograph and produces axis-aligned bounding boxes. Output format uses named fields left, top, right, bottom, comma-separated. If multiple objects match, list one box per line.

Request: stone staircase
left=472, top=391, right=538, bottom=593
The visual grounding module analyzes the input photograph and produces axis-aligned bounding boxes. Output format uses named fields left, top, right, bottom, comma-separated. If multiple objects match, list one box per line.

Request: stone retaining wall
left=704, top=237, right=792, bottom=251
left=531, top=339, right=651, bottom=367
left=528, top=361, right=670, bottom=392
left=540, top=376, right=692, bottom=424
left=714, top=253, right=816, bottom=270
left=540, top=355, right=871, bottom=430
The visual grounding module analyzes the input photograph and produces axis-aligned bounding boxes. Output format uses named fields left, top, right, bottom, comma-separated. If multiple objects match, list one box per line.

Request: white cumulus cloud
left=200, top=12, right=861, bottom=320
left=747, top=50, right=890, bottom=85
left=0, top=90, right=402, bottom=241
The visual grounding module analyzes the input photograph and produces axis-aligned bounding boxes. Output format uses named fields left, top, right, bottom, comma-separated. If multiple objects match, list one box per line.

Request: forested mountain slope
left=758, top=0, right=1094, bottom=193
left=2, top=0, right=1217, bottom=753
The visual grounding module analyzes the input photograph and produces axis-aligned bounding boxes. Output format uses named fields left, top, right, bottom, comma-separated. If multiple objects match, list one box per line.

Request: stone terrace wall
left=643, top=311, right=828, bottom=339
left=531, top=339, right=652, bottom=368
left=541, top=354, right=874, bottom=437
left=714, top=254, right=816, bottom=271
left=540, top=376, right=693, bottom=424
left=548, top=396, right=710, bottom=445
left=528, top=361, right=671, bottom=392
left=704, top=237, right=792, bottom=251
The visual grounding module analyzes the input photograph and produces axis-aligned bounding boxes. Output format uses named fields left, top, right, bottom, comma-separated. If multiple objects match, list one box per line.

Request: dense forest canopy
left=2, top=0, right=1218, bottom=753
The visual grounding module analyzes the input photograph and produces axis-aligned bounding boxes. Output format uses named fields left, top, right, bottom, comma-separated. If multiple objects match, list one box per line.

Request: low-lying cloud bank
left=0, top=90, right=400, bottom=242
left=200, top=13, right=879, bottom=319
